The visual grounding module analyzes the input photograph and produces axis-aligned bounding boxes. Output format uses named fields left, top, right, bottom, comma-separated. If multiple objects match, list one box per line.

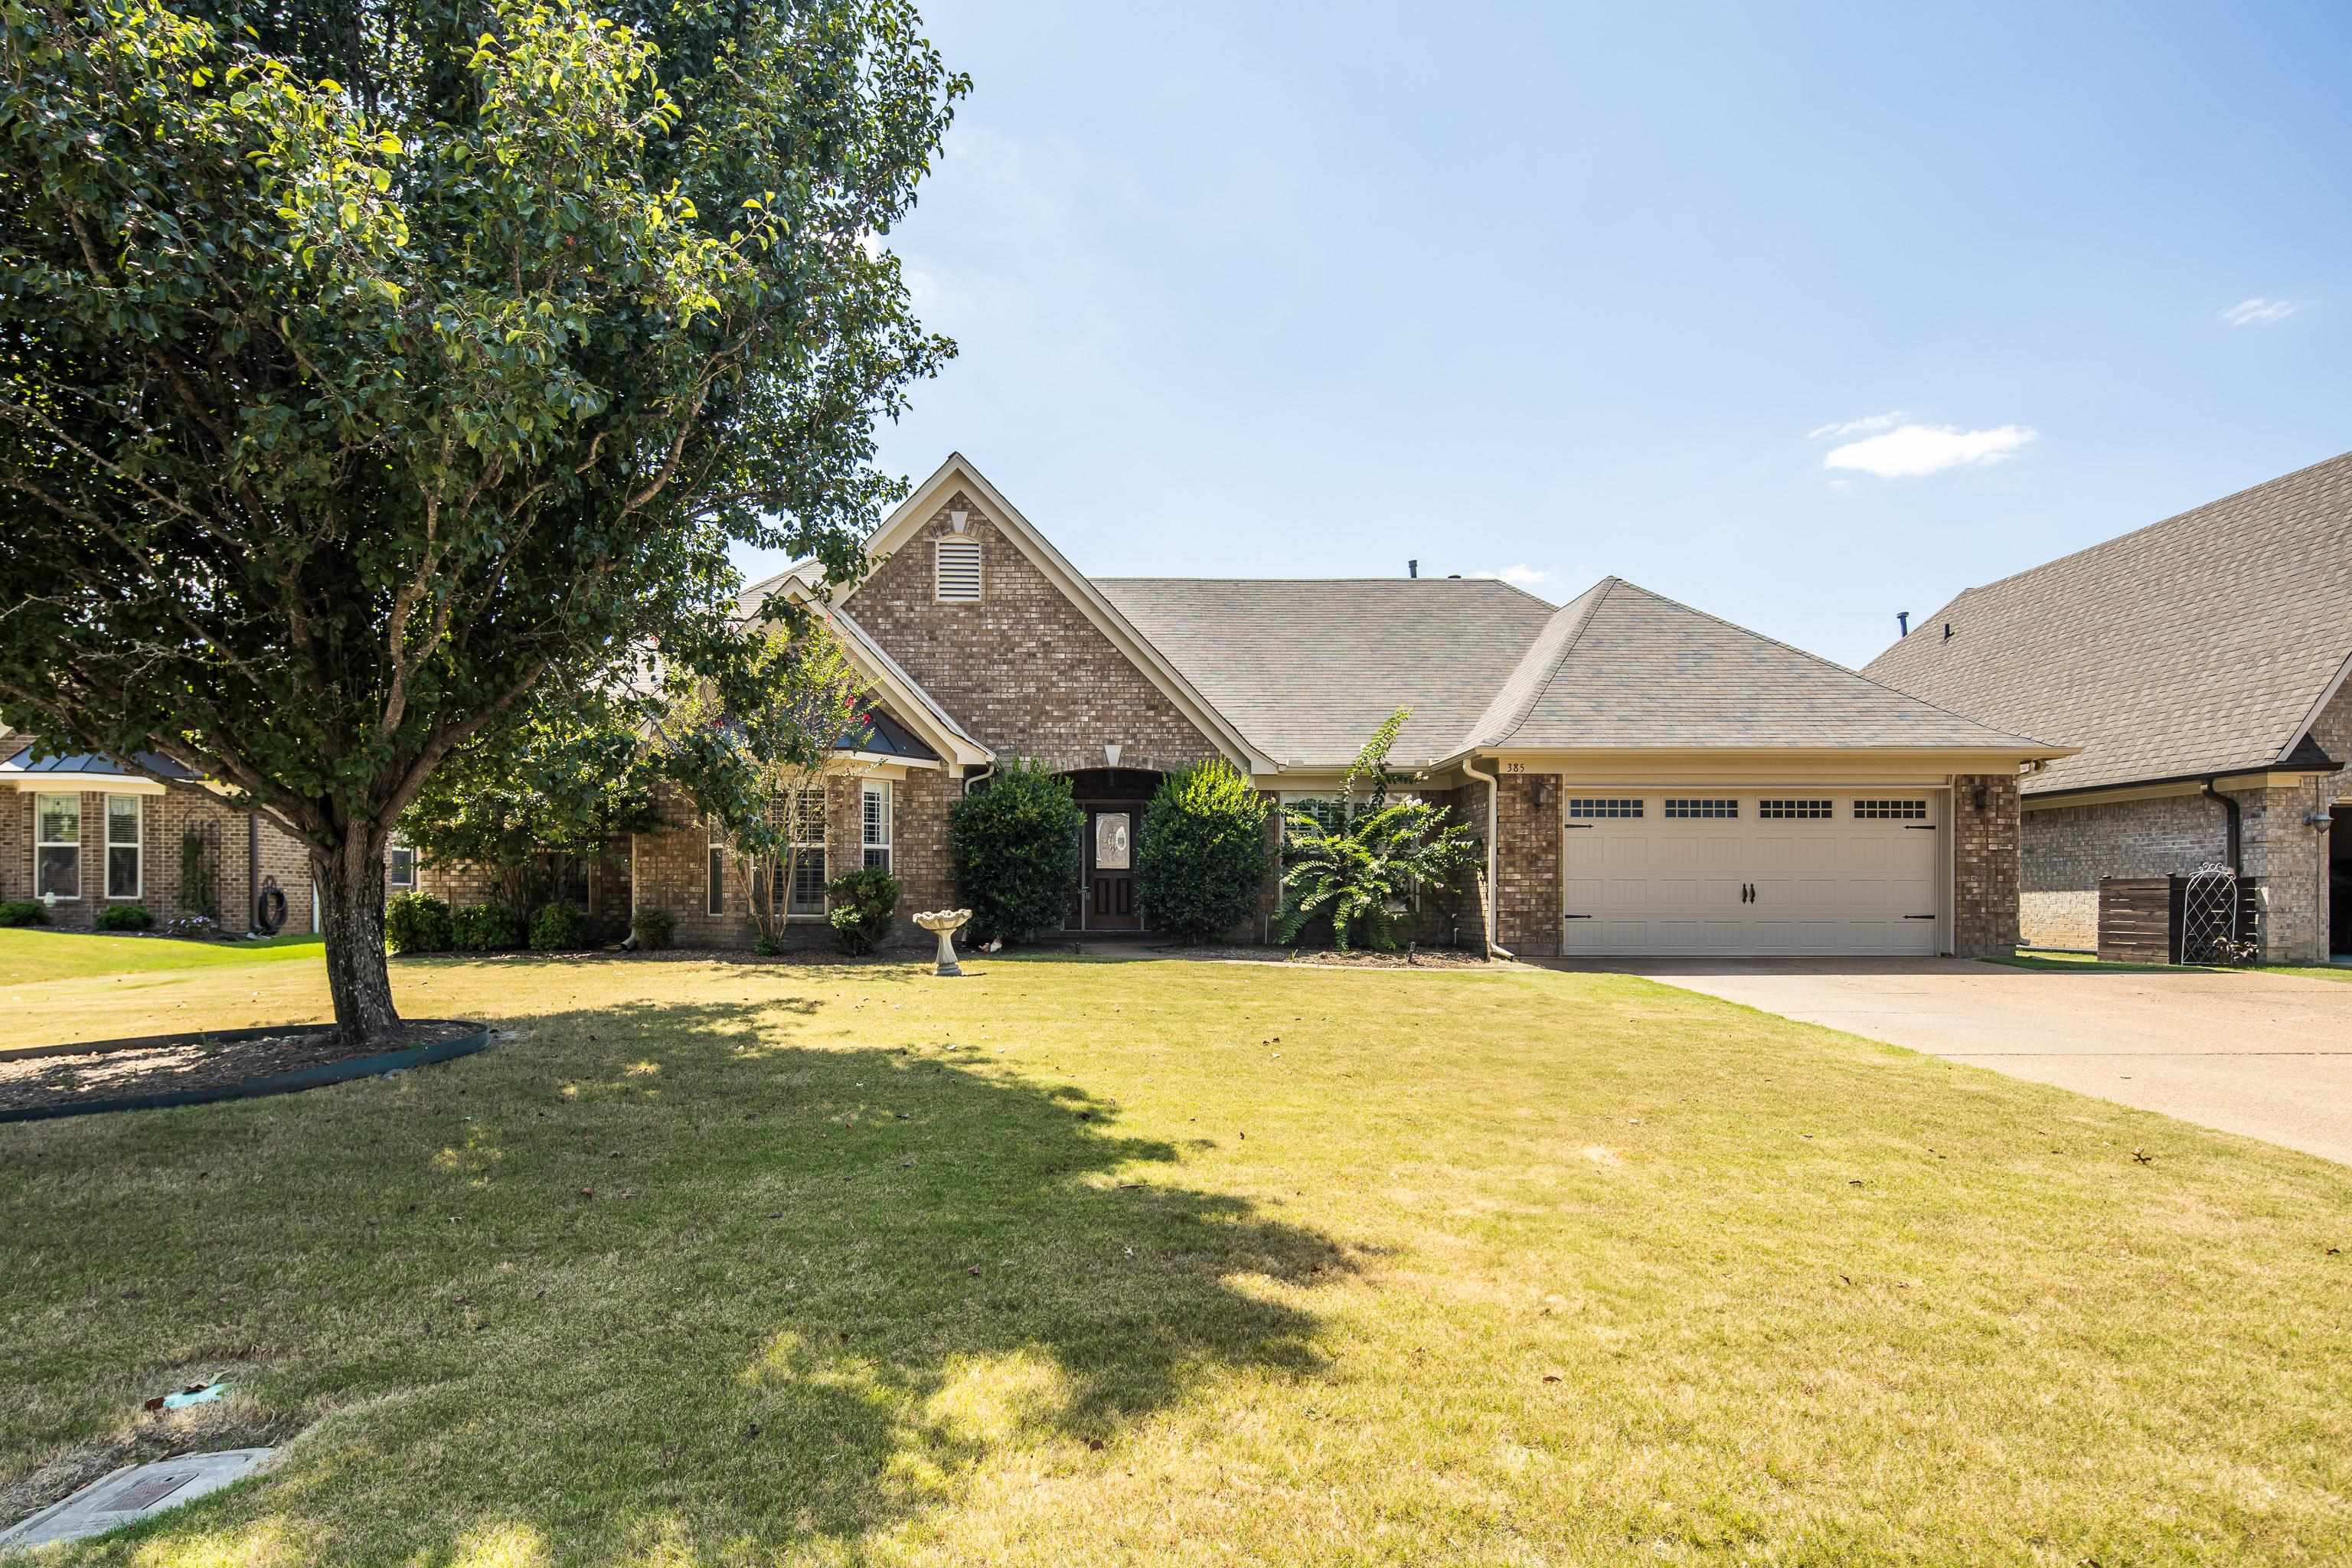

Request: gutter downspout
left=246, top=810, right=260, bottom=936
left=962, top=763, right=994, bottom=796
left=1459, top=755, right=1512, bottom=959
left=2202, top=779, right=2243, bottom=873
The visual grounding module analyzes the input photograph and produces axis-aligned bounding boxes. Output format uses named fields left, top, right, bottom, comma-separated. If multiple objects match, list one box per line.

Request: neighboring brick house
left=1864, top=452, right=2352, bottom=963
left=626, top=455, right=2062, bottom=957
left=0, top=743, right=317, bottom=934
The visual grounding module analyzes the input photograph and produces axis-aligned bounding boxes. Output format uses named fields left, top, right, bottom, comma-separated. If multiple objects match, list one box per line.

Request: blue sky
left=736, top=1, right=2352, bottom=669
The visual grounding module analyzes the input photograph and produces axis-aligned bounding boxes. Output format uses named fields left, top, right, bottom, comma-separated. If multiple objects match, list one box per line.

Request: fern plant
left=1275, top=709, right=1481, bottom=952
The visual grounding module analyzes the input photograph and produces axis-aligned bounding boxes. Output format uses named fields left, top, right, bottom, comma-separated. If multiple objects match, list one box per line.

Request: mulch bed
left=1145, top=944, right=1497, bottom=969
left=0, top=1021, right=476, bottom=1116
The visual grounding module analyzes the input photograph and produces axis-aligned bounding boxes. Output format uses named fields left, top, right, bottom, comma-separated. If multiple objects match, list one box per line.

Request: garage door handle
left=1904, top=913, right=1936, bottom=920
left=1563, top=913, right=1593, bottom=920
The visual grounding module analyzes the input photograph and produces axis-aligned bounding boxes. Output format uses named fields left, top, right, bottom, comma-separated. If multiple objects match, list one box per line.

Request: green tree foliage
left=658, top=612, right=870, bottom=949
left=0, top=0, right=964, bottom=1037
left=1275, top=710, right=1481, bottom=952
left=1134, top=758, right=1269, bottom=944
left=400, top=681, right=662, bottom=921
left=948, top=761, right=1082, bottom=946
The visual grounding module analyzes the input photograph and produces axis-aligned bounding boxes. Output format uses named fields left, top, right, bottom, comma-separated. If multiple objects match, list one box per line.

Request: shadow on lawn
left=23, top=997, right=1350, bottom=1564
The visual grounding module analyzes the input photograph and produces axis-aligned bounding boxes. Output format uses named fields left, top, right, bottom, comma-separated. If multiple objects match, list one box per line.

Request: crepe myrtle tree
left=658, top=608, right=870, bottom=952
left=0, top=0, right=965, bottom=1037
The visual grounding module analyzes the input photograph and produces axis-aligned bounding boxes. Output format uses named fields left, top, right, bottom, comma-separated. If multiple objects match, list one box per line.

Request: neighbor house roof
left=1861, top=451, right=2352, bottom=796
left=1, top=747, right=196, bottom=779
left=1448, top=578, right=2060, bottom=756
left=1093, top=578, right=1558, bottom=769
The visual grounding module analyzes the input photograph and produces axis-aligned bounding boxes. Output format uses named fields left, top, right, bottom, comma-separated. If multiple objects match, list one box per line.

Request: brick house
left=1864, top=452, right=2352, bottom=963
left=0, top=739, right=317, bottom=934
left=626, top=455, right=2063, bottom=958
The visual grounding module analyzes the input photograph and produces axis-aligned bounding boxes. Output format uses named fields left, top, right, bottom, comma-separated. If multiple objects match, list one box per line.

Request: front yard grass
left=0, top=929, right=322, bottom=989
left=3, top=952, right=2348, bottom=1564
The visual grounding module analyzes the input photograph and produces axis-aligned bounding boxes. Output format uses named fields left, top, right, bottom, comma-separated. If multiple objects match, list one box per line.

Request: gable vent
left=934, top=537, right=982, bottom=603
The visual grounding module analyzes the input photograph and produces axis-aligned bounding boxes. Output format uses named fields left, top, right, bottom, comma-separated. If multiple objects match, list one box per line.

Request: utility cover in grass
left=0, top=1449, right=273, bottom=1548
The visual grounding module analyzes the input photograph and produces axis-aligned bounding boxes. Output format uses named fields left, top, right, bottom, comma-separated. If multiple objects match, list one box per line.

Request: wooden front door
left=1086, top=807, right=1141, bottom=930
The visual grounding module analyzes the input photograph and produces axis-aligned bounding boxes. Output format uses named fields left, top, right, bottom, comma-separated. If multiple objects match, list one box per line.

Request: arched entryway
left=1060, top=767, right=1161, bottom=933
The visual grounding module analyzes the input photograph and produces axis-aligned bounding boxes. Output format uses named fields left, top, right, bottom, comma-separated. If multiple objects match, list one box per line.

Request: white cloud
left=1807, top=410, right=1907, bottom=440
left=2223, top=296, right=2304, bottom=327
left=1471, top=564, right=1550, bottom=587
left=1821, top=423, right=2037, bottom=479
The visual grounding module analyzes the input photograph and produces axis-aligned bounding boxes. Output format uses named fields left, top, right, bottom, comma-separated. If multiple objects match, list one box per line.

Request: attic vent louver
left=935, top=537, right=982, bottom=603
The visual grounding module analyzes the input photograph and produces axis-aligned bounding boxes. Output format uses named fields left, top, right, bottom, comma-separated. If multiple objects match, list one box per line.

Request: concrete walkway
left=1546, top=956, right=2352, bottom=1165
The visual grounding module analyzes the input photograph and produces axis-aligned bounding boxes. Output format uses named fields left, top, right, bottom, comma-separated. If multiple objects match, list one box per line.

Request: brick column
left=1952, top=773, right=2020, bottom=958
left=1493, top=773, right=1561, bottom=957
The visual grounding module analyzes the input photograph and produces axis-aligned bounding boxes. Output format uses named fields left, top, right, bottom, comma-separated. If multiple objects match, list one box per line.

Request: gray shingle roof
left=1458, top=579, right=2056, bottom=753
left=1094, top=579, right=1557, bottom=767
left=1860, top=451, right=2352, bottom=795
left=1098, top=575, right=2052, bottom=767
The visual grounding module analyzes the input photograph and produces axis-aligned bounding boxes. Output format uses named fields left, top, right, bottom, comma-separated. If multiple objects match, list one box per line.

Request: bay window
left=861, top=782, right=891, bottom=874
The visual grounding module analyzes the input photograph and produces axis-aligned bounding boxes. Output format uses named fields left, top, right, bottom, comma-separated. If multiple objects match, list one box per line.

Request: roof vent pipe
left=1896, top=611, right=1909, bottom=636
left=1407, top=560, right=1418, bottom=579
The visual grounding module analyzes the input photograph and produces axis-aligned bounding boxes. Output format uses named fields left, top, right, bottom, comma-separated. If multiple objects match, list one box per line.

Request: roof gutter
left=1459, top=755, right=1511, bottom=959
left=2028, top=754, right=2342, bottom=805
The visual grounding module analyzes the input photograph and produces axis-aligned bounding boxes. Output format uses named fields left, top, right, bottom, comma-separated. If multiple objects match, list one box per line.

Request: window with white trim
left=387, top=843, right=416, bottom=890
left=1566, top=798, right=1642, bottom=818
left=35, top=793, right=80, bottom=899
left=1664, top=798, right=1737, bottom=819
left=934, top=538, right=982, bottom=602
left=106, top=795, right=142, bottom=899
left=1758, top=799, right=1834, bottom=819
left=1285, top=796, right=1351, bottom=835
left=1854, top=799, right=1929, bottom=820
left=786, top=789, right=828, bottom=915
left=706, top=814, right=727, bottom=916
left=861, top=782, right=892, bottom=872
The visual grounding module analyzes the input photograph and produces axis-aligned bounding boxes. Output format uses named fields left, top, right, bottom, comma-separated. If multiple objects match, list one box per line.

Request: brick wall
left=841, top=496, right=1223, bottom=773
left=631, top=769, right=949, bottom=952
left=2020, top=792, right=2229, bottom=949
left=1492, top=772, right=1561, bottom=957
left=1952, top=773, right=2020, bottom=959
left=1, top=788, right=313, bottom=934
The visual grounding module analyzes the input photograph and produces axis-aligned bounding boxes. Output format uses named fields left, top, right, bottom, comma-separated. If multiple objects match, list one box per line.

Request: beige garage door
left=1560, top=792, right=1943, bottom=956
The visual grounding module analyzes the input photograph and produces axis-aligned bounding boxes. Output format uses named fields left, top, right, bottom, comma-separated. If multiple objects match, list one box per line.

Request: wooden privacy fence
left=2096, top=874, right=2261, bottom=964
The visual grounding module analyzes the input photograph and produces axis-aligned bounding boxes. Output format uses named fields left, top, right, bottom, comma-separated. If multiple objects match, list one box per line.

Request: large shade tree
left=0, top=0, right=964, bottom=1035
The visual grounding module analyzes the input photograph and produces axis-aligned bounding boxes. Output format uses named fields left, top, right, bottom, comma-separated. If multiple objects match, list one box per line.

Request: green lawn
left=0, top=928, right=322, bottom=988
left=1997, top=946, right=2352, bottom=982
left=2, top=952, right=2348, bottom=1564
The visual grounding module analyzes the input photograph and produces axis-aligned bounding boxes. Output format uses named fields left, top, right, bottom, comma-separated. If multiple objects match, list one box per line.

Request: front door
left=1086, top=807, right=1140, bottom=930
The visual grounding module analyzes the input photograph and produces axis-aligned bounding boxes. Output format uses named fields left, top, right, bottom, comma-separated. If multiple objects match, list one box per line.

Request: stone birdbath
left=912, top=908, right=974, bottom=976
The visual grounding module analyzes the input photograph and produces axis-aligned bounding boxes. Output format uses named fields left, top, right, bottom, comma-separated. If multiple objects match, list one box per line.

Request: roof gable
left=1862, top=451, right=2352, bottom=793
left=1463, top=579, right=2061, bottom=753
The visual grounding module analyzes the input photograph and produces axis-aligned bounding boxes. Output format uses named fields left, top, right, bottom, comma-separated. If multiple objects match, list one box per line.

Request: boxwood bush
left=0, top=900, right=50, bottom=927
left=948, top=760, right=1083, bottom=946
left=1135, top=759, right=1271, bottom=944
left=528, top=900, right=593, bottom=952
left=825, top=867, right=900, bottom=956
left=384, top=892, right=454, bottom=954
left=630, top=907, right=675, bottom=951
left=96, top=903, right=154, bottom=932
left=451, top=903, right=524, bottom=952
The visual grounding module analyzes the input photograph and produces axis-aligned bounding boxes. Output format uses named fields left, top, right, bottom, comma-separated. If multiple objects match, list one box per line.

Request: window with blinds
left=935, top=537, right=982, bottom=602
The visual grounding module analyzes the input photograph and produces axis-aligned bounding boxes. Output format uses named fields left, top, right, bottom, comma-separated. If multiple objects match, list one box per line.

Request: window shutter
left=935, top=538, right=982, bottom=602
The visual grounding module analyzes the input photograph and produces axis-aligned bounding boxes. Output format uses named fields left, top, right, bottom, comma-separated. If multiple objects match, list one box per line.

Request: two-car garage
left=1558, top=789, right=1946, bottom=956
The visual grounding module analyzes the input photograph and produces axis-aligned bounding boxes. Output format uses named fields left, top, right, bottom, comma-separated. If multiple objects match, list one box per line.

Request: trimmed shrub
left=384, top=892, right=454, bottom=953
left=96, top=903, right=154, bottom=932
left=949, top=760, right=1083, bottom=946
left=825, top=867, right=900, bottom=956
left=1135, top=759, right=1271, bottom=943
left=528, top=900, right=592, bottom=952
left=178, top=828, right=218, bottom=920
left=0, top=900, right=50, bottom=927
left=451, top=903, right=524, bottom=952
left=630, top=906, right=676, bottom=951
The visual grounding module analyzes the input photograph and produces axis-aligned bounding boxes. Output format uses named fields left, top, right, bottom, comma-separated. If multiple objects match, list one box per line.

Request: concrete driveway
left=1549, top=956, right=2352, bottom=1165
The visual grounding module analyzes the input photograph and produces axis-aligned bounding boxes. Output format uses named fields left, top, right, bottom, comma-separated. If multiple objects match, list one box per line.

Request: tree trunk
left=315, top=828, right=400, bottom=1044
